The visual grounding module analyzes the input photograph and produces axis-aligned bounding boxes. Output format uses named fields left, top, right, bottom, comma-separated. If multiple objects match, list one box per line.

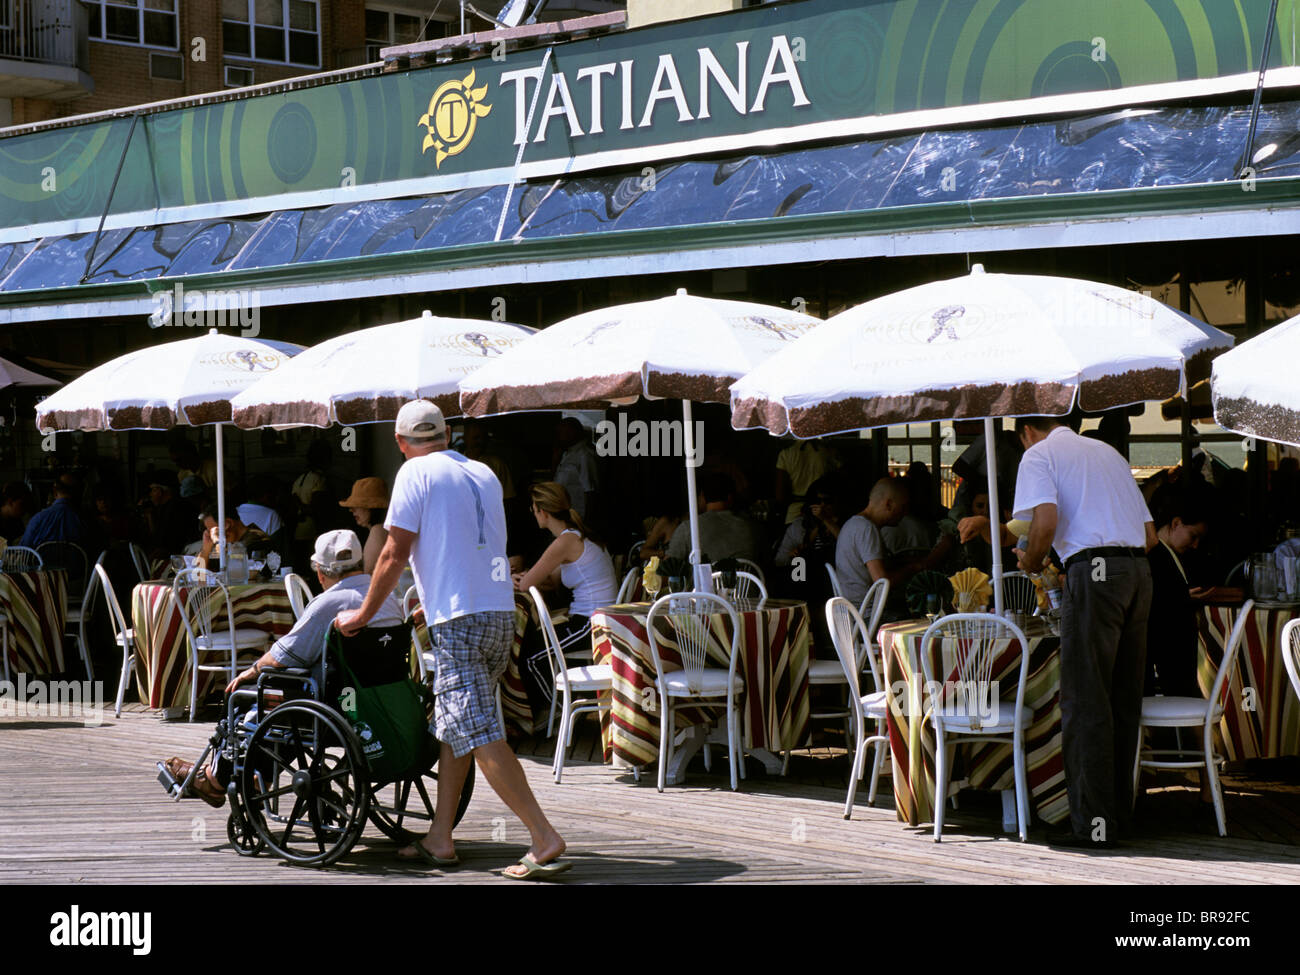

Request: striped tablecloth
left=591, top=598, right=810, bottom=767
left=1199, top=603, right=1300, bottom=760
left=131, top=580, right=295, bottom=710
left=0, top=570, right=68, bottom=676
left=408, top=590, right=535, bottom=736
left=880, top=618, right=1068, bottom=828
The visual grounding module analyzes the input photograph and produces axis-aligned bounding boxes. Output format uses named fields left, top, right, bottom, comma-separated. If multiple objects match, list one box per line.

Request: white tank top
left=559, top=530, right=618, bottom=618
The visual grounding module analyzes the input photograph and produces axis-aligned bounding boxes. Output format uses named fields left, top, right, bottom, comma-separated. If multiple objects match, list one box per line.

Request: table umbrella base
left=663, top=725, right=783, bottom=786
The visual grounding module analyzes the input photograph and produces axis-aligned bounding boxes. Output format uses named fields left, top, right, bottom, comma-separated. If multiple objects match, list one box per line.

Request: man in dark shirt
left=144, top=474, right=198, bottom=561
left=20, top=475, right=87, bottom=548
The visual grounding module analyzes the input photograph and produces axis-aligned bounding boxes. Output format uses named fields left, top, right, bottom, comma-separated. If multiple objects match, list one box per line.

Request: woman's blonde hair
left=530, top=481, right=602, bottom=547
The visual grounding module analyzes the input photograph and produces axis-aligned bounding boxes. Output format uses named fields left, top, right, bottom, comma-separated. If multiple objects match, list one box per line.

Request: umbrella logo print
left=925, top=305, right=966, bottom=342
left=463, top=332, right=503, bottom=356
left=745, top=316, right=796, bottom=341
left=234, top=350, right=274, bottom=371
left=577, top=321, right=620, bottom=346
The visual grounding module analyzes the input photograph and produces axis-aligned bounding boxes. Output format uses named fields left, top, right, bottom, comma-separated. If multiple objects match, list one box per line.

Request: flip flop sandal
left=397, top=841, right=460, bottom=868
left=503, top=853, right=572, bottom=881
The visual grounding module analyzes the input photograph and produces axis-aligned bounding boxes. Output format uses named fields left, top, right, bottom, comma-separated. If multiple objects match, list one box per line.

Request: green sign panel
left=0, top=0, right=1292, bottom=236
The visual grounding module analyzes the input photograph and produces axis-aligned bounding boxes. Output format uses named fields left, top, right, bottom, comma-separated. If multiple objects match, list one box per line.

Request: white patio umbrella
left=1211, top=313, right=1300, bottom=448
left=730, top=265, right=1232, bottom=612
left=0, top=356, right=58, bottom=388
left=459, top=288, right=821, bottom=584
left=36, top=329, right=303, bottom=569
left=229, top=311, right=537, bottom=429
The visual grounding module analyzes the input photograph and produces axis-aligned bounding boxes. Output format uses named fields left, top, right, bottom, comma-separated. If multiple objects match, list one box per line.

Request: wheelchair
left=157, top=624, right=474, bottom=868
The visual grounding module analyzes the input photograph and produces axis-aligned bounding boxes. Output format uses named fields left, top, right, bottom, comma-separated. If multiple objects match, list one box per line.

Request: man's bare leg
left=399, top=741, right=471, bottom=860
left=472, top=738, right=566, bottom=874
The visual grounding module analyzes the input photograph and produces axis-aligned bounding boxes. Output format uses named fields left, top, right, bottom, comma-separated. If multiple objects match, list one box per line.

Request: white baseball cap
left=394, top=399, right=446, bottom=440
left=311, top=529, right=364, bottom=574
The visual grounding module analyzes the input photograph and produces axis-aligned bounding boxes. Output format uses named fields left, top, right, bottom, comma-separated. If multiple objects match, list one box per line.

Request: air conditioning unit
left=224, top=65, right=254, bottom=88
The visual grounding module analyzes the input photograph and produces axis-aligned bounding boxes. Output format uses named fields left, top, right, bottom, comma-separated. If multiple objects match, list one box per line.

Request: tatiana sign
left=0, top=0, right=1293, bottom=238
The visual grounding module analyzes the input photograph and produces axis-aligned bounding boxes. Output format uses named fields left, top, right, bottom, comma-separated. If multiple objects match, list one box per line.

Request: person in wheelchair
left=162, top=529, right=403, bottom=806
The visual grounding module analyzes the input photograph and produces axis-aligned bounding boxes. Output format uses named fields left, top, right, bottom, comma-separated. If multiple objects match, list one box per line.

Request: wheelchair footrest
left=156, top=761, right=184, bottom=800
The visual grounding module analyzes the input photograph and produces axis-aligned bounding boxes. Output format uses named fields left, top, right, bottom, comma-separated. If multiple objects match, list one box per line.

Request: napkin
left=1032, top=563, right=1062, bottom=612
left=642, top=556, right=662, bottom=598
left=949, top=567, right=993, bottom=612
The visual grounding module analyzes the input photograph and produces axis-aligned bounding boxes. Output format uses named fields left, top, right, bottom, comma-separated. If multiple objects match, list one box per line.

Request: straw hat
left=339, top=477, right=389, bottom=509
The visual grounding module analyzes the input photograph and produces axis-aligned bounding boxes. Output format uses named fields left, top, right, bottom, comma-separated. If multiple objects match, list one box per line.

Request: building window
left=225, top=64, right=255, bottom=88
left=85, top=0, right=179, bottom=49
left=223, top=0, right=320, bottom=67
left=364, top=5, right=451, bottom=60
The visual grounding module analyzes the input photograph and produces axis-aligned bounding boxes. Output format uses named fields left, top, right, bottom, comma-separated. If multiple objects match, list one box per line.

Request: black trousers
left=1058, top=553, right=1153, bottom=839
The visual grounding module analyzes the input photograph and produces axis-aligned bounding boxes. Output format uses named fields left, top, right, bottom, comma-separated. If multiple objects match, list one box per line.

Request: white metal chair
left=784, top=578, right=890, bottom=774
left=826, top=563, right=843, bottom=598
left=284, top=572, right=314, bottom=620
left=616, top=566, right=640, bottom=603
left=67, top=549, right=108, bottom=681
left=38, top=540, right=88, bottom=601
left=736, top=558, right=766, bottom=587
left=404, top=585, right=429, bottom=680
left=826, top=597, right=891, bottom=818
left=83, top=563, right=137, bottom=718
left=920, top=612, right=1033, bottom=842
left=3, top=545, right=43, bottom=571
left=529, top=587, right=612, bottom=783
left=999, top=570, right=1039, bottom=615
left=128, top=542, right=151, bottom=583
left=1135, top=601, right=1254, bottom=837
left=173, top=567, right=272, bottom=721
left=711, top=569, right=768, bottom=604
left=1285, top=618, right=1300, bottom=716
left=645, top=591, right=745, bottom=791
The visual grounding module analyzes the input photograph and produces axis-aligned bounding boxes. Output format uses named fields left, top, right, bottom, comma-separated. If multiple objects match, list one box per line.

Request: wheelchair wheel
left=241, top=699, right=370, bottom=868
left=367, top=755, right=476, bottom=844
left=227, top=807, right=264, bottom=857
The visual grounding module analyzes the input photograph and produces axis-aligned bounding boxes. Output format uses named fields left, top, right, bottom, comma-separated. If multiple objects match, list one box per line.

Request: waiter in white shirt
left=1012, top=416, right=1155, bottom=850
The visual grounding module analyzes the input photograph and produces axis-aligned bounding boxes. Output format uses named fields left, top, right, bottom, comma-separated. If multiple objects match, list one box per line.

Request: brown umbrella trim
left=781, top=382, right=1076, bottom=439
left=233, top=399, right=332, bottom=430
left=338, top=391, right=464, bottom=425
left=36, top=407, right=108, bottom=434
left=1184, top=347, right=1220, bottom=386
left=177, top=400, right=233, bottom=427
left=106, top=404, right=181, bottom=429
left=461, top=372, right=645, bottom=416
left=1078, top=366, right=1180, bottom=412
left=731, top=395, right=791, bottom=435
left=644, top=370, right=733, bottom=405
left=1215, top=395, right=1300, bottom=448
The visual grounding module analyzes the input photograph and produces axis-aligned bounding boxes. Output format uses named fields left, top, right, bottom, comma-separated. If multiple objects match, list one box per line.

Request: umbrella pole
left=985, top=418, right=1004, bottom=617
left=683, top=399, right=703, bottom=566
left=215, top=422, right=227, bottom=572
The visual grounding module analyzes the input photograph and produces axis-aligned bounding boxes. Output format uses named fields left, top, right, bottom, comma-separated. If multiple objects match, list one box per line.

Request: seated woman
left=513, top=482, right=617, bottom=653
left=1146, top=488, right=1212, bottom=697
left=339, top=477, right=389, bottom=574
left=957, top=491, right=1017, bottom=574
left=638, top=506, right=685, bottom=563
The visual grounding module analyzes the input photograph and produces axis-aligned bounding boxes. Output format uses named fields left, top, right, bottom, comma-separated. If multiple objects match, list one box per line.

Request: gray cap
left=310, top=529, right=364, bottom=574
left=394, top=399, right=447, bottom=441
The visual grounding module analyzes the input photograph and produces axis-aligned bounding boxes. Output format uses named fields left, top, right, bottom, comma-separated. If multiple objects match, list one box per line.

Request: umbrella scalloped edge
left=461, top=372, right=646, bottom=416
left=644, top=370, right=734, bottom=406
left=108, top=404, right=184, bottom=430
left=1215, top=395, right=1300, bottom=450
left=234, top=398, right=332, bottom=430
left=1078, top=367, right=1181, bottom=413
left=36, top=406, right=108, bottom=434
left=338, top=391, right=462, bottom=425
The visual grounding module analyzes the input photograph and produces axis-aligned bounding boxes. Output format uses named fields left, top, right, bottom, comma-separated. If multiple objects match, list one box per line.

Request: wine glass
left=925, top=592, right=940, bottom=623
left=266, top=551, right=282, bottom=576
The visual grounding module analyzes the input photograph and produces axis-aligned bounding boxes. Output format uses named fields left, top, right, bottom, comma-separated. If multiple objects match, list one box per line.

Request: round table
left=130, top=579, right=294, bottom=711
left=0, top=569, right=68, bottom=677
left=879, top=617, right=1068, bottom=829
left=590, top=597, right=810, bottom=782
left=1199, top=602, right=1300, bottom=760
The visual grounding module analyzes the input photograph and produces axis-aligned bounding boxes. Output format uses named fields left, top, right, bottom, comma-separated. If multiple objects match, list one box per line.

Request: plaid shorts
left=428, top=610, right=514, bottom=758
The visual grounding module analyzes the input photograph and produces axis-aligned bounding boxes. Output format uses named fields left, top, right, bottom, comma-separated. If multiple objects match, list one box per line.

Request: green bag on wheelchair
left=327, top=625, right=429, bottom=785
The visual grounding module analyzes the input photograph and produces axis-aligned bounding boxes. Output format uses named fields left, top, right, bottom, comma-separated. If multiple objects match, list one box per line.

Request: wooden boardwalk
left=4, top=703, right=1300, bottom=885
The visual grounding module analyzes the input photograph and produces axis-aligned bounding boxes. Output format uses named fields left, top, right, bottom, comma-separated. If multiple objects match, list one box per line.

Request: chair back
left=93, top=563, right=132, bottom=649
left=3, top=545, right=43, bottom=571
left=857, top=577, right=890, bottom=678
left=919, top=612, right=1030, bottom=734
left=172, top=567, right=238, bottom=655
left=825, top=597, right=882, bottom=709
left=37, top=541, right=87, bottom=592
left=711, top=569, right=768, bottom=604
left=284, top=572, right=314, bottom=620
left=626, top=540, right=644, bottom=568
left=825, top=563, right=843, bottom=598
left=736, top=559, right=766, bottom=586
left=1207, top=600, right=1255, bottom=723
left=645, top=591, right=741, bottom=696
left=528, top=586, right=570, bottom=697
left=403, top=585, right=429, bottom=678
left=999, top=571, right=1039, bottom=615
left=128, top=542, right=151, bottom=583
left=1283, top=617, right=1300, bottom=709
left=616, top=566, right=640, bottom=603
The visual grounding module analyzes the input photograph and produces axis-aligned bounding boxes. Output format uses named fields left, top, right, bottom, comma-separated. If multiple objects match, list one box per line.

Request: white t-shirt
left=1012, top=426, right=1151, bottom=563
left=554, top=441, right=600, bottom=519
left=386, top=450, right=514, bottom=624
left=835, top=514, right=885, bottom=608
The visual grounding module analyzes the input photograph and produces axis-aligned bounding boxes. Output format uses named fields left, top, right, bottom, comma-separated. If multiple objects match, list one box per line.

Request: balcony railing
left=0, top=0, right=90, bottom=72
